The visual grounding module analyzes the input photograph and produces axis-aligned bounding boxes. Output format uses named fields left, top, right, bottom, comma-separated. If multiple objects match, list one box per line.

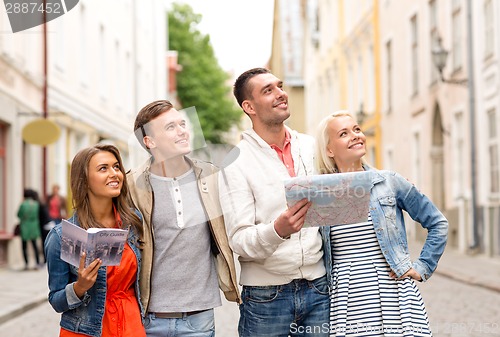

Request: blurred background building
left=0, top=0, right=167, bottom=266
left=271, top=0, right=500, bottom=258
left=1, top=0, right=499, bottom=268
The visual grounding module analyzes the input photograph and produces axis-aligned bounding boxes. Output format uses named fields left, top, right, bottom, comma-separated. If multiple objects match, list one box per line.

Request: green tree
left=168, top=3, right=242, bottom=144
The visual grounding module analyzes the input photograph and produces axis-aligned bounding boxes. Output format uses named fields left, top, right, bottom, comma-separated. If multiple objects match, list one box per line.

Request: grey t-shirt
left=148, top=168, right=221, bottom=312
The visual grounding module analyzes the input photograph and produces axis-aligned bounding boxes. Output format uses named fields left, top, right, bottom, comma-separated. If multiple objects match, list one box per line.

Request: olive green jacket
left=127, top=157, right=241, bottom=314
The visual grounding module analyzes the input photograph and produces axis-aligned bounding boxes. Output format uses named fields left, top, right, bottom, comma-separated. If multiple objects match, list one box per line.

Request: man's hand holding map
left=284, top=171, right=373, bottom=227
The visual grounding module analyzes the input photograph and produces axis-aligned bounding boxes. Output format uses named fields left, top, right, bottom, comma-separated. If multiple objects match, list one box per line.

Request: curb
left=434, top=268, right=500, bottom=293
left=0, top=294, right=47, bottom=326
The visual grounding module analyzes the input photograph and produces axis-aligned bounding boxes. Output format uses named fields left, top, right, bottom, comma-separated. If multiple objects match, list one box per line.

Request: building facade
left=0, top=0, right=167, bottom=267
left=277, top=0, right=500, bottom=258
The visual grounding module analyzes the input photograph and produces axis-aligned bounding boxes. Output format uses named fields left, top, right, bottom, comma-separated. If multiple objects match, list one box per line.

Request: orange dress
left=60, top=243, right=146, bottom=337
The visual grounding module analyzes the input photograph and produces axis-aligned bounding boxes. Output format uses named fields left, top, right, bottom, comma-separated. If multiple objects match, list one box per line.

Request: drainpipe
left=42, top=0, right=48, bottom=201
left=466, top=0, right=479, bottom=250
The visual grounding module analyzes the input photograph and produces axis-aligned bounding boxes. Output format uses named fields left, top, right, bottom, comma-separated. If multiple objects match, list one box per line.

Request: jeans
left=238, top=275, right=330, bottom=337
left=144, top=309, right=215, bottom=337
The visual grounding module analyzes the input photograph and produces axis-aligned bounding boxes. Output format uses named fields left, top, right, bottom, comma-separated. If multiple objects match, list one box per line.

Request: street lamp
left=357, top=103, right=367, bottom=125
left=432, top=35, right=468, bottom=86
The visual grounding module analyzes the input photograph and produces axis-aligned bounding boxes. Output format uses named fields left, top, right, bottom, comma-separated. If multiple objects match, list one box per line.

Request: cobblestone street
left=1, top=272, right=499, bottom=337
left=0, top=296, right=240, bottom=337
left=417, top=273, right=500, bottom=337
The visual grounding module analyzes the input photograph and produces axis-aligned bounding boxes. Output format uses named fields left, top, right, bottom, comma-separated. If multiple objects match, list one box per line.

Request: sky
left=167, top=0, right=275, bottom=79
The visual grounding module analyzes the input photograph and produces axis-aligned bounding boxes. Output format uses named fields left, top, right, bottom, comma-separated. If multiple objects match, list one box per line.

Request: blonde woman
left=316, top=111, right=448, bottom=336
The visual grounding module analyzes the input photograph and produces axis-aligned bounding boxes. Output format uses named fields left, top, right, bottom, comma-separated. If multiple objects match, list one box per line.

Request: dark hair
left=23, top=188, right=36, bottom=199
left=70, top=144, right=142, bottom=236
left=134, top=100, right=174, bottom=152
left=233, top=67, right=271, bottom=108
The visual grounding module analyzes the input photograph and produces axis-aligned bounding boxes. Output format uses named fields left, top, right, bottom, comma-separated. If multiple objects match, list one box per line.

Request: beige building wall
left=286, top=0, right=500, bottom=257
left=303, top=0, right=382, bottom=168
left=0, top=10, right=45, bottom=265
left=379, top=0, right=500, bottom=257
left=0, top=1, right=168, bottom=268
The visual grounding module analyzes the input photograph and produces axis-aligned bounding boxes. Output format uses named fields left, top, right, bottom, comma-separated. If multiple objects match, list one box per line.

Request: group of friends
left=42, top=67, right=449, bottom=337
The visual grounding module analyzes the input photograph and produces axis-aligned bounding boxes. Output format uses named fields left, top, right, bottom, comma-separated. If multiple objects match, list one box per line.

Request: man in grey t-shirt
left=127, top=100, right=240, bottom=337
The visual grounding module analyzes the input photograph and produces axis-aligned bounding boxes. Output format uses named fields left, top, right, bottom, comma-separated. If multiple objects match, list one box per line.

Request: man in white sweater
left=219, top=68, right=329, bottom=337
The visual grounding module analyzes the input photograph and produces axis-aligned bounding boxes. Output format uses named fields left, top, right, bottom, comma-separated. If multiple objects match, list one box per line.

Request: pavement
left=0, top=241, right=499, bottom=327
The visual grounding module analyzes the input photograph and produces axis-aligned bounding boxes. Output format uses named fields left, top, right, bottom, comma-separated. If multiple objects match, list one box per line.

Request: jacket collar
left=363, top=164, right=386, bottom=185
left=133, top=155, right=203, bottom=183
left=242, top=126, right=298, bottom=149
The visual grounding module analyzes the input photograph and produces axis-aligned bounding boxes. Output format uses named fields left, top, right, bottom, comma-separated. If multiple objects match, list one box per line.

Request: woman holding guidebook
left=315, top=111, right=448, bottom=336
left=45, top=144, right=146, bottom=337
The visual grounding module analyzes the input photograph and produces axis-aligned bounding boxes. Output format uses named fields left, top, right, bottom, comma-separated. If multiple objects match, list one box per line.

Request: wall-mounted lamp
left=357, top=103, right=367, bottom=126
left=432, top=35, right=468, bottom=86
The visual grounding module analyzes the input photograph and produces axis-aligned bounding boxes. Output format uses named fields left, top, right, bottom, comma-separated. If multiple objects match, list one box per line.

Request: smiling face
left=242, top=72, right=290, bottom=127
left=87, top=151, right=123, bottom=202
left=143, top=109, right=191, bottom=161
left=326, top=115, right=366, bottom=171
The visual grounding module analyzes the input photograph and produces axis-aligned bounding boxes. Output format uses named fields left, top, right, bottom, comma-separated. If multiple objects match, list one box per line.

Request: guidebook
left=284, top=171, right=373, bottom=227
left=60, top=219, right=128, bottom=268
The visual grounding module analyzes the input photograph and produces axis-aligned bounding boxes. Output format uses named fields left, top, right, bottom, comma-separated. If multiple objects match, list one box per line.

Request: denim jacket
left=321, top=168, right=448, bottom=288
left=44, top=212, right=143, bottom=337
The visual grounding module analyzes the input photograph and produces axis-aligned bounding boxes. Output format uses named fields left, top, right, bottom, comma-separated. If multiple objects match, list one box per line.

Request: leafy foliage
left=168, top=3, right=242, bottom=144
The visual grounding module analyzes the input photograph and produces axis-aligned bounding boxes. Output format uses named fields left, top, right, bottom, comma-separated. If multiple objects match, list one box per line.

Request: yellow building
left=302, top=0, right=383, bottom=168
left=269, top=0, right=306, bottom=134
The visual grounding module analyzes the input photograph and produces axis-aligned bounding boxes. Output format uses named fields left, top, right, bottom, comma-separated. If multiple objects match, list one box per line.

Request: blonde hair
left=315, top=110, right=359, bottom=174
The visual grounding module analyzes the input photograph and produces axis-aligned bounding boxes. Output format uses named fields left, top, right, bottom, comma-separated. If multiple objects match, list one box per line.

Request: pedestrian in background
left=219, top=68, right=329, bottom=337
left=33, top=190, right=52, bottom=264
left=128, top=99, right=240, bottom=337
left=47, top=183, right=67, bottom=225
left=315, top=111, right=448, bottom=336
left=45, top=144, right=146, bottom=337
left=17, top=188, right=42, bottom=270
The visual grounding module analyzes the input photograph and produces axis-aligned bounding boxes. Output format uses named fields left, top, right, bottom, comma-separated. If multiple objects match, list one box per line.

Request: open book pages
left=60, top=219, right=129, bottom=267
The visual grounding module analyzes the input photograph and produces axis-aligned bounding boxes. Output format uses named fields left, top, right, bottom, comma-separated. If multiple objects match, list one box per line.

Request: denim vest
left=45, top=212, right=143, bottom=337
left=321, top=169, right=448, bottom=289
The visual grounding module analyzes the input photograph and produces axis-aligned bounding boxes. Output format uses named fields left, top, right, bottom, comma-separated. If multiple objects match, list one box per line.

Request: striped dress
left=329, top=215, right=432, bottom=337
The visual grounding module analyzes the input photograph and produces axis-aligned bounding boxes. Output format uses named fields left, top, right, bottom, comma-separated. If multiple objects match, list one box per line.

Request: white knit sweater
left=219, top=127, right=326, bottom=286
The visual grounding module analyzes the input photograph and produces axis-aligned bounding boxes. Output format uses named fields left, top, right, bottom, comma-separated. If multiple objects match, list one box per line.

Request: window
left=348, top=65, right=354, bottom=113
left=411, top=15, right=419, bottom=96
left=413, top=132, right=421, bottom=187
left=429, top=0, right=438, bottom=83
left=386, top=149, right=393, bottom=171
left=452, top=2, right=462, bottom=70
left=386, top=40, right=392, bottom=114
left=488, top=109, right=499, bottom=194
left=113, top=40, right=121, bottom=107
left=99, top=25, right=108, bottom=100
left=453, top=112, right=465, bottom=197
left=79, top=5, right=88, bottom=86
left=368, top=46, right=375, bottom=111
left=55, top=17, right=65, bottom=71
left=357, top=55, right=363, bottom=110
left=484, top=0, right=494, bottom=58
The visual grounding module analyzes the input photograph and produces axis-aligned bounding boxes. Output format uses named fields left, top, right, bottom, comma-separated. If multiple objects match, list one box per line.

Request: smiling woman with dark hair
left=44, top=144, right=145, bottom=337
